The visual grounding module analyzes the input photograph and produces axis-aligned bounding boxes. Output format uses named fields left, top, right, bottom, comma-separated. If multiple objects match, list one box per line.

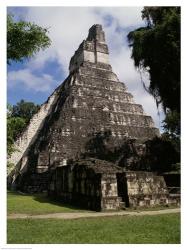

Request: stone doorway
left=117, top=173, right=129, bottom=207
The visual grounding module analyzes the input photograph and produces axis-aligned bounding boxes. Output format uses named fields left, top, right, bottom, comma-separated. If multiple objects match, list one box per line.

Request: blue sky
left=8, top=59, right=62, bottom=104
left=7, top=6, right=165, bottom=130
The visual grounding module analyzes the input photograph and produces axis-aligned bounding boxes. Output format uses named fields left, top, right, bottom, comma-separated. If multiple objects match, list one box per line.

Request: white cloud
left=97, top=6, right=145, bottom=28
left=25, top=7, right=104, bottom=73
left=8, top=69, right=56, bottom=92
left=8, top=7, right=164, bottom=129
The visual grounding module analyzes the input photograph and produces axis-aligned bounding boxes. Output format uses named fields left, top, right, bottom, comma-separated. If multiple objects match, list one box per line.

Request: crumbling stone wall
left=48, top=159, right=177, bottom=211
left=48, top=159, right=122, bottom=211
left=101, top=173, right=121, bottom=210
left=123, top=171, right=169, bottom=207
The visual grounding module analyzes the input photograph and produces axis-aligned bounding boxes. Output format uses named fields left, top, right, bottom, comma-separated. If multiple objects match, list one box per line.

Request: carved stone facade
left=48, top=159, right=172, bottom=211
left=119, top=171, right=169, bottom=207
left=49, top=159, right=123, bottom=211
left=8, top=24, right=179, bottom=210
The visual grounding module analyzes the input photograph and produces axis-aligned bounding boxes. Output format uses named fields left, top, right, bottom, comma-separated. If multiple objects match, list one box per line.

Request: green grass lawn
left=7, top=213, right=180, bottom=244
left=7, top=191, right=89, bottom=215
left=7, top=191, right=178, bottom=215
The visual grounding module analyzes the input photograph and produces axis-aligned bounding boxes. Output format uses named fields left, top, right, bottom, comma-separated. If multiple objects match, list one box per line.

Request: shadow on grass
left=34, top=194, right=90, bottom=212
left=8, top=190, right=90, bottom=212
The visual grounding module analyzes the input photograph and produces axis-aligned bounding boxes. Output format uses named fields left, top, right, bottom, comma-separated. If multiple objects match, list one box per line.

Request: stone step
left=119, top=201, right=126, bottom=209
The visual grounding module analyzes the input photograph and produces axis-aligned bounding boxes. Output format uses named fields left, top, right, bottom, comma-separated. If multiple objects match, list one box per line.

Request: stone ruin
left=48, top=158, right=171, bottom=211
left=8, top=24, right=180, bottom=211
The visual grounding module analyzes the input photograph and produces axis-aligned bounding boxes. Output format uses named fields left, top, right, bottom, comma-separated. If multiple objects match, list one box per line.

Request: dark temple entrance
left=117, top=173, right=129, bottom=207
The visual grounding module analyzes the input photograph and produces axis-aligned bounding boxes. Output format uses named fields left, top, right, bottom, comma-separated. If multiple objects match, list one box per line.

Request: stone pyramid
left=9, top=24, right=159, bottom=191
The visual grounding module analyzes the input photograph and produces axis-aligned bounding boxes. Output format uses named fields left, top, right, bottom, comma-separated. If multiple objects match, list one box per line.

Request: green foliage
left=7, top=101, right=40, bottom=157
left=7, top=116, right=26, bottom=141
left=7, top=214, right=180, bottom=243
left=7, top=14, right=51, bottom=64
left=128, top=7, right=181, bottom=169
left=7, top=116, right=26, bottom=157
left=163, top=110, right=180, bottom=136
left=144, top=135, right=180, bottom=173
left=7, top=191, right=88, bottom=215
left=161, top=110, right=180, bottom=170
left=12, top=99, right=40, bottom=123
left=128, top=7, right=180, bottom=113
left=7, top=103, right=13, bottom=118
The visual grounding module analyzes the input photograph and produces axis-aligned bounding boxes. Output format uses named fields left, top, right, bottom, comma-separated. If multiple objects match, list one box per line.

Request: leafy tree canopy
left=7, top=101, right=40, bottom=157
left=128, top=7, right=180, bottom=113
left=12, top=99, right=40, bottom=123
left=127, top=7, right=180, bottom=172
left=7, top=14, right=51, bottom=64
left=7, top=116, right=26, bottom=157
left=163, top=110, right=180, bottom=136
left=143, top=135, right=180, bottom=173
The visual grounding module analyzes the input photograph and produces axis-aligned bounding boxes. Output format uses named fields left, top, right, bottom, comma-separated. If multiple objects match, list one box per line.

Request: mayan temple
left=8, top=24, right=179, bottom=211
